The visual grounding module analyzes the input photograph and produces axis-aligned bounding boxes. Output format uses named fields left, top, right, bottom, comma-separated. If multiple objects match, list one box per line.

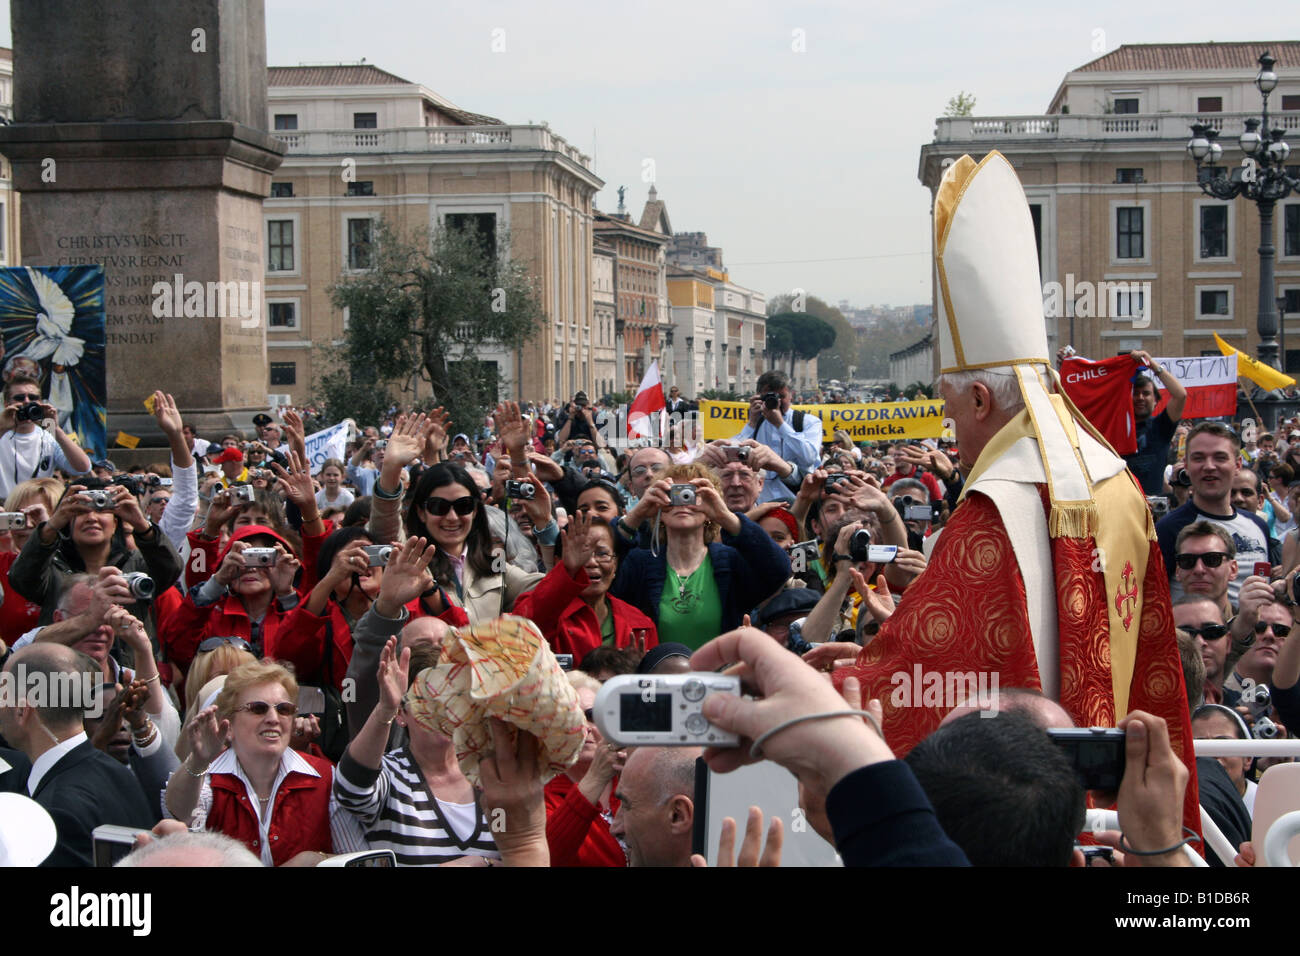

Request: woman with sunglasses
left=512, top=509, right=657, bottom=661
left=166, top=659, right=359, bottom=866
left=610, top=463, right=791, bottom=650
left=401, top=462, right=547, bottom=625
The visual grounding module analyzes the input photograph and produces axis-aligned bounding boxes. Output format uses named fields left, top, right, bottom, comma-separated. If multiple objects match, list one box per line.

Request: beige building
left=591, top=238, right=617, bottom=398
left=264, top=63, right=603, bottom=405
left=919, top=42, right=1300, bottom=375
left=0, top=49, right=19, bottom=270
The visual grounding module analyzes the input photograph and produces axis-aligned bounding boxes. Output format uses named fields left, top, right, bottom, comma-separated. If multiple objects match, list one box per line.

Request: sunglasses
left=422, top=495, right=477, bottom=517
left=235, top=700, right=297, bottom=717
left=630, top=463, right=667, bottom=478
left=9, top=393, right=41, bottom=403
left=1253, top=621, right=1291, bottom=639
left=1174, top=552, right=1231, bottom=570
left=149, top=496, right=171, bottom=505
left=198, top=635, right=252, bottom=653
left=1182, top=624, right=1228, bottom=641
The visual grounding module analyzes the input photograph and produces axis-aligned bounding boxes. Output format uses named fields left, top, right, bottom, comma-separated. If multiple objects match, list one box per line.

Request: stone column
left=615, top=318, right=626, bottom=393
left=0, top=0, right=284, bottom=451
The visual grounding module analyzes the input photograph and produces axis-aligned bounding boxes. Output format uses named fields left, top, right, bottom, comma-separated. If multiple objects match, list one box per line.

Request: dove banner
left=0, top=266, right=107, bottom=456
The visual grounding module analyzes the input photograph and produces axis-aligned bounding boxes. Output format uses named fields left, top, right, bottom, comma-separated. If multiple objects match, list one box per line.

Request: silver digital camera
left=505, top=479, right=535, bottom=500
left=667, top=484, right=696, bottom=507
left=242, top=547, right=278, bottom=566
left=230, top=484, right=257, bottom=504
left=592, top=673, right=741, bottom=747
left=80, top=490, right=114, bottom=511
left=0, top=512, right=27, bottom=530
left=123, top=571, right=155, bottom=601
left=723, top=443, right=750, bottom=462
left=363, top=544, right=394, bottom=567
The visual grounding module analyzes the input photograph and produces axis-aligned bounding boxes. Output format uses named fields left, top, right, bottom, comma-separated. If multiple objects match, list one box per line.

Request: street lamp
left=1187, top=52, right=1298, bottom=372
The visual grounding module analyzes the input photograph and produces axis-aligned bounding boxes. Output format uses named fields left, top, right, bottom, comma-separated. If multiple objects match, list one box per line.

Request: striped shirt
left=334, top=747, right=500, bottom=866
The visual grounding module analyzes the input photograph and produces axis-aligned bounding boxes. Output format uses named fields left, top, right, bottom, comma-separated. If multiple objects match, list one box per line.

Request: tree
left=319, top=218, right=545, bottom=430
left=767, top=293, right=855, bottom=381
left=766, top=312, right=836, bottom=378
left=943, top=91, right=976, bottom=117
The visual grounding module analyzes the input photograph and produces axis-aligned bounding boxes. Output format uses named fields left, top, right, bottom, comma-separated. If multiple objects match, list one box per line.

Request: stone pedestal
left=0, top=0, right=282, bottom=452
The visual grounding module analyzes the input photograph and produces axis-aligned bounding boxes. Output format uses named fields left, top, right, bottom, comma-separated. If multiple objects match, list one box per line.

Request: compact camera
left=123, top=572, right=155, bottom=601
left=892, top=495, right=933, bottom=523
left=762, top=392, right=780, bottom=411
left=592, top=673, right=741, bottom=747
left=230, top=484, right=257, bottom=504
left=363, top=544, right=394, bottom=567
left=79, top=490, right=115, bottom=511
left=242, top=547, right=278, bottom=566
left=668, top=484, right=697, bottom=507
left=723, top=443, right=750, bottom=462
left=0, top=512, right=27, bottom=530
left=374, top=439, right=389, bottom=450
left=505, top=479, right=536, bottom=500
left=789, top=539, right=821, bottom=569
left=1254, top=716, right=1280, bottom=740
left=1146, top=496, right=1170, bottom=519
left=1047, top=727, right=1126, bottom=791
left=92, top=824, right=151, bottom=868
left=823, top=474, right=851, bottom=493
left=15, top=401, right=46, bottom=424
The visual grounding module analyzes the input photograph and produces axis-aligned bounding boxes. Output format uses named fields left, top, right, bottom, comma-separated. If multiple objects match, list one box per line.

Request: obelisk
left=0, top=0, right=283, bottom=452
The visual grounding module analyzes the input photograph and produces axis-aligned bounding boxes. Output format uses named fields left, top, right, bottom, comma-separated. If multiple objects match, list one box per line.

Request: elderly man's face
left=627, top=449, right=670, bottom=496
left=717, top=461, right=760, bottom=512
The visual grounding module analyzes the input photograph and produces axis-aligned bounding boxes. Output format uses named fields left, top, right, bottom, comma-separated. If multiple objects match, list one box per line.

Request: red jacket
left=511, top=563, right=657, bottom=662
left=206, top=751, right=334, bottom=866
left=0, top=549, right=42, bottom=644
left=159, top=588, right=304, bottom=672
left=544, top=773, right=624, bottom=867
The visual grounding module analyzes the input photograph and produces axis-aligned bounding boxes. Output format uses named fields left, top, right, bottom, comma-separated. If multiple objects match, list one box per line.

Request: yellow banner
left=698, top=399, right=952, bottom=442
left=1214, top=332, right=1295, bottom=390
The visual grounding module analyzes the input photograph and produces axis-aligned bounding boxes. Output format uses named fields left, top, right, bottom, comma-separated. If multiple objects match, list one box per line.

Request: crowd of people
left=0, top=152, right=1294, bottom=874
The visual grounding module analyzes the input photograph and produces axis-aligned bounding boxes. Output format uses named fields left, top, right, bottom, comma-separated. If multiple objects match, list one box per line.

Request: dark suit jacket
left=31, top=739, right=154, bottom=867
left=0, top=746, right=31, bottom=794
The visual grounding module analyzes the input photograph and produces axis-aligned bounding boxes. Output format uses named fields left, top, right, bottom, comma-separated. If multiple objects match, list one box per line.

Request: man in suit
left=0, top=746, right=31, bottom=793
left=0, top=644, right=153, bottom=865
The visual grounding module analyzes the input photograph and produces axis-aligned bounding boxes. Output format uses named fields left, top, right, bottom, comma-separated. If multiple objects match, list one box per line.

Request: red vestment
left=837, top=486, right=1200, bottom=839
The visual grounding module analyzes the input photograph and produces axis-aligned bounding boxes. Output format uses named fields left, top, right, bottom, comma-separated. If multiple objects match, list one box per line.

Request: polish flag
left=628, top=361, right=666, bottom=438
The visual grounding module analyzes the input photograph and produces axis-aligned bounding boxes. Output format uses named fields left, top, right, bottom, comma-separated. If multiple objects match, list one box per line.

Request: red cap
left=766, top=507, right=800, bottom=541
left=217, top=524, right=295, bottom=563
left=212, top=446, right=245, bottom=465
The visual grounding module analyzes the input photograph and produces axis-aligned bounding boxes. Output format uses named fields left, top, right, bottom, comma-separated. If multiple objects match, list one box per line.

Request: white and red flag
left=1153, top=354, right=1238, bottom=419
left=627, top=361, right=666, bottom=438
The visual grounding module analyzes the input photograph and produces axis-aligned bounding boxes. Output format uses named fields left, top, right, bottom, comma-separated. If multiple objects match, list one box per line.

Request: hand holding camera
left=108, top=483, right=151, bottom=534
left=267, top=545, right=301, bottom=597
left=374, top=535, right=437, bottom=619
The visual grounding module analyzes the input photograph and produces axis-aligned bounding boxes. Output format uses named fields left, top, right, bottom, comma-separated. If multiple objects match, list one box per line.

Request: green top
left=659, top=553, right=722, bottom=651
left=599, top=604, right=617, bottom=645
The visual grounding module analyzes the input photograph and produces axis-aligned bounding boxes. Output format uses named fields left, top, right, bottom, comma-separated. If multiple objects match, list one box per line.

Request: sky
left=0, top=1, right=1287, bottom=309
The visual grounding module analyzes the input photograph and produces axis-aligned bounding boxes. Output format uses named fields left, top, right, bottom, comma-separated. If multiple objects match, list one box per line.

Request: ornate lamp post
left=1187, top=52, right=1297, bottom=373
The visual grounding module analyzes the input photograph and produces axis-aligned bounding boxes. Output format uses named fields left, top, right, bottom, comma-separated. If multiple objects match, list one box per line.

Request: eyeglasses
left=1254, top=621, right=1291, bottom=639
left=197, top=635, right=252, bottom=653
left=423, top=495, right=477, bottom=517
left=235, top=700, right=297, bottom=717
left=1182, top=624, right=1228, bottom=641
left=630, top=463, right=667, bottom=478
left=1174, top=552, right=1231, bottom=570
left=592, top=549, right=616, bottom=563
left=9, top=393, right=40, bottom=403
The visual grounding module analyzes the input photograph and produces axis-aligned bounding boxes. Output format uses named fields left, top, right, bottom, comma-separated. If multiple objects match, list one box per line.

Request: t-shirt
left=659, top=553, right=722, bottom=651
left=0, top=428, right=77, bottom=499
left=316, top=487, right=356, bottom=511
left=1124, top=410, right=1177, bottom=496
left=1156, top=499, right=1271, bottom=605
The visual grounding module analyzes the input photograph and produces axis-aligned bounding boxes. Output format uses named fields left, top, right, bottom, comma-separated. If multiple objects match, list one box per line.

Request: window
left=353, top=113, right=377, bottom=129
left=345, top=181, right=374, bottom=197
left=1286, top=205, right=1300, bottom=257
left=1112, top=97, right=1139, bottom=114
left=1115, top=290, right=1146, bottom=319
left=445, top=212, right=497, bottom=262
left=267, top=220, right=294, bottom=272
left=1282, top=95, right=1300, bottom=111
left=1200, top=290, right=1229, bottom=315
left=347, top=218, right=373, bottom=270
left=1284, top=289, right=1300, bottom=314
left=1115, top=168, right=1144, bottom=184
left=268, top=302, right=296, bottom=329
left=269, top=362, right=296, bottom=386
left=273, top=114, right=298, bottom=130
left=270, top=182, right=293, bottom=198
left=1116, top=207, right=1144, bottom=259
left=1200, top=205, right=1228, bottom=258
left=1197, top=96, right=1223, bottom=112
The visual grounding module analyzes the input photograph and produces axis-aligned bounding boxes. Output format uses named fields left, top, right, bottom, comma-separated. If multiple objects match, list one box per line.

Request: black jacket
left=31, top=739, right=155, bottom=867
left=0, top=745, right=30, bottom=794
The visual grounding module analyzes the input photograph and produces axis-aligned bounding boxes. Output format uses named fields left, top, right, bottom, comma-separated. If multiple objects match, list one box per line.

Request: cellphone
left=593, top=674, right=741, bottom=747
left=1047, top=727, right=1126, bottom=791
left=297, top=685, right=326, bottom=715
left=92, top=824, right=151, bottom=867
left=555, top=654, right=575, bottom=672
left=1254, top=561, right=1272, bottom=578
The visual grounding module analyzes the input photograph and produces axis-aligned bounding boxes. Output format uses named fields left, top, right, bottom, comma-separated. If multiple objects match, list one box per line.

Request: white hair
left=936, top=363, right=1050, bottom=414
left=116, top=830, right=263, bottom=867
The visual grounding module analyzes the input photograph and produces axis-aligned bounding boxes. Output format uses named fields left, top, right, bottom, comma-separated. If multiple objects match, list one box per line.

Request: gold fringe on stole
left=1048, top=503, right=1099, bottom=540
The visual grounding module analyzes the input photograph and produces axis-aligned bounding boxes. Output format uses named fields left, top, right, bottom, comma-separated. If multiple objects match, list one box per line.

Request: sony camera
left=893, top=495, right=933, bottom=523
left=505, top=479, right=536, bottom=500
left=668, top=484, right=697, bottom=507
left=79, top=490, right=115, bottom=511
left=241, top=547, right=278, bottom=566
left=723, top=443, right=750, bottom=462
left=762, top=392, right=780, bottom=410
left=1145, top=496, right=1170, bottom=519
left=0, top=512, right=27, bottom=531
left=15, top=401, right=46, bottom=424
left=230, top=484, right=257, bottom=504
left=592, top=673, right=741, bottom=747
left=123, top=571, right=155, bottom=601
left=363, top=544, right=394, bottom=567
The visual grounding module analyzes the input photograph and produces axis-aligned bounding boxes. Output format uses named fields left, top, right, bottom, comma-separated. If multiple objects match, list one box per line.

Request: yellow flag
left=1215, top=332, right=1295, bottom=390
left=115, top=431, right=141, bottom=449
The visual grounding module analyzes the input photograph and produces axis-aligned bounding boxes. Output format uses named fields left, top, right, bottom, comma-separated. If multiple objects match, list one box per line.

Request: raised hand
left=422, top=406, right=451, bottom=463
left=850, top=569, right=896, bottom=623
left=376, top=636, right=412, bottom=717
left=268, top=544, right=301, bottom=597
left=479, top=719, right=548, bottom=867
left=188, top=705, right=230, bottom=766
left=151, top=390, right=184, bottom=438
left=268, top=449, right=316, bottom=509
left=117, top=679, right=152, bottom=733
left=375, top=535, right=437, bottom=617
left=691, top=807, right=784, bottom=867
left=495, top=401, right=529, bottom=458
left=385, top=412, right=427, bottom=470
left=561, top=509, right=596, bottom=575
left=110, top=483, right=151, bottom=533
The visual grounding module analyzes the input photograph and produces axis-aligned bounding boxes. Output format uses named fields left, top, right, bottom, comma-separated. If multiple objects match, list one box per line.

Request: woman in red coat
left=511, top=511, right=657, bottom=661
left=544, top=672, right=626, bottom=866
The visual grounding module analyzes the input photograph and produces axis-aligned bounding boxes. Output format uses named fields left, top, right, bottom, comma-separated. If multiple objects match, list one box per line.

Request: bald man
left=610, top=747, right=701, bottom=867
